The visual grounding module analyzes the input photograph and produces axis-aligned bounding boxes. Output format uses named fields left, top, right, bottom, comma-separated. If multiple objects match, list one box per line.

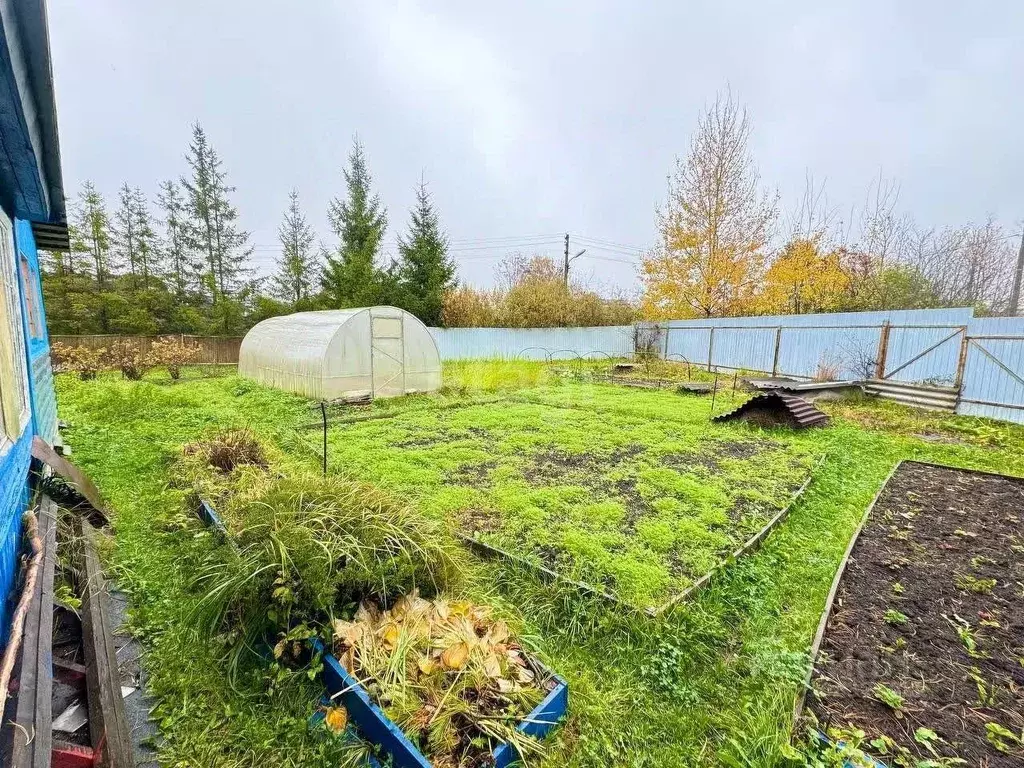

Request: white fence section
left=428, top=326, right=635, bottom=361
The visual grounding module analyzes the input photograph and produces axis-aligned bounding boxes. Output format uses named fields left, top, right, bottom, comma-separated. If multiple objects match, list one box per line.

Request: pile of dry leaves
left=324, top=591, right=552, bottom=767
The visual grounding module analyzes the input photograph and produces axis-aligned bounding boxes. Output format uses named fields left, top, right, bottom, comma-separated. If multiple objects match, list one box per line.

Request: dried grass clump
left=183, top=429, right=268, bottom=473
left=188, top=475, right=466, bottom=679
left=330, top=592, right=549, bottom=767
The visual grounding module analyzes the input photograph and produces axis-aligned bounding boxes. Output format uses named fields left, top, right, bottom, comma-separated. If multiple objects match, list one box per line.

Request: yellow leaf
left=325, top=705, right=348, bottom=734
left=417, top=655, right=437, bottom=675
left=441, top=641, right=470, bottom=670
left=381, top=622, right=400, bottom=650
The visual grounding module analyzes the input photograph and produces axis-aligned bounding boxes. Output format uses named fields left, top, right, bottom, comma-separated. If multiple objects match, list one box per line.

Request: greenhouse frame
left=238, top=307, right=442, bottom=401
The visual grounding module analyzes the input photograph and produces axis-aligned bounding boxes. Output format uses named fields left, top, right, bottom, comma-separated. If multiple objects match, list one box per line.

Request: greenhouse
left=238, top=307, right=442, bottom=401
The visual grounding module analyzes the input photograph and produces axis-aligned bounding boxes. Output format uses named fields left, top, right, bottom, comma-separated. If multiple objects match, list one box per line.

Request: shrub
left=442, top=255, right=637, bottom=328
left=51, top=342, right=106, bottom=380
left=148, top=336, right=201, bottom=380
left=107, top=341, right=151, bottom=380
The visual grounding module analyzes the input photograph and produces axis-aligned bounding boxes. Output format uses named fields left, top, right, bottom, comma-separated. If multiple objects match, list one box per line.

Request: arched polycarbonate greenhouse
left=238, top=307, right=442, bottom=401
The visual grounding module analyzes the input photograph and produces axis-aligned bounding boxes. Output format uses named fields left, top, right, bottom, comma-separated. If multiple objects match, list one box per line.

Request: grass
left=323, top=386, right=816, bottom=609
left=53, top=361, right=1024, bottom=767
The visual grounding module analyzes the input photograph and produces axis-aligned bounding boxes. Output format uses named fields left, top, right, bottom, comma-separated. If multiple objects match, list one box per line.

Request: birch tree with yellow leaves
left=641, top=91, right=777, bottom=319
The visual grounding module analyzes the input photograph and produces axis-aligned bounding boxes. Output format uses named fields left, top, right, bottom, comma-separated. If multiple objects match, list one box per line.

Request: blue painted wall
left=0, top=427, right=31, bottom=645
left=14, top=217, right=57, bottom=443
left=0, top=216, right=57, bottom=645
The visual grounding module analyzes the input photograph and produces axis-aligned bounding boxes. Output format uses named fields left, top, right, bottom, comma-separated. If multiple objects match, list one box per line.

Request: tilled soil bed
left=807, top=461, right=1024, bottom=766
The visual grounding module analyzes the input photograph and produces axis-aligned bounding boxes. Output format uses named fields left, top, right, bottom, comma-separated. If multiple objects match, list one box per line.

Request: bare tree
left=789, top=171, right=840, bottom=246
left=856, top=172, right=913, bottom=272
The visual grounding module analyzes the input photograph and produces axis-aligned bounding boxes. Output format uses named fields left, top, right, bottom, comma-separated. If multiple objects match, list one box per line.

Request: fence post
left=707, top=327, right=715, bottom=372
left=771, top=327, right=782, bottom=377
left=954, top=327, right=969, bottom=394
left=875, top=323, right=891, bottom=379
left=662, top=324, right=670, bottom=360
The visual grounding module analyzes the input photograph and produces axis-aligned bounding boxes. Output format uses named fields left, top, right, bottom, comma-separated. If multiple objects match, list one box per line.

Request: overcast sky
left=48, top=1, right=1024, bottom=295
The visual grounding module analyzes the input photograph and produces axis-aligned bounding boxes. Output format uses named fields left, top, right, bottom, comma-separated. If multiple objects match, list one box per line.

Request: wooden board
left=79, top=520, right=132, bottom=768
left=2, top=497, right=58, bottom=768
left=31, top=436, right=108, bottom=523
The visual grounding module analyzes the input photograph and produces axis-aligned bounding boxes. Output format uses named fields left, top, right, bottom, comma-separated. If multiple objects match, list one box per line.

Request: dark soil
left=450, top=460, right=498, bottom=488
left=808, top=461, right=1024, bottom=767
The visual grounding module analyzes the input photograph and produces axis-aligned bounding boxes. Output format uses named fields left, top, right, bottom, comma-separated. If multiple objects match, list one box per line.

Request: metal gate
left=957, top=332, right=1024, bottom=423
left=370, top=311, right=405, bottom=398
left=877, top=324, right=967, bottom=386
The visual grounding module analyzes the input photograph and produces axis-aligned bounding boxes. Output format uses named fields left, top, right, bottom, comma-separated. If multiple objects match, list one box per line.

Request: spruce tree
left=397, top=177, right=456, bottom=325
left=131, top=187, right=160, bottom=284
left=322, top=137, right=388, bottom=307
left=70, top=181, right=113, bottom=286
left=111, top=184, right=139, bottom=280
left=157, top=179, right=190, bottom=298
left=274, top=189, right=319, bottom=305
left=181, top=122, right=251, bottom=303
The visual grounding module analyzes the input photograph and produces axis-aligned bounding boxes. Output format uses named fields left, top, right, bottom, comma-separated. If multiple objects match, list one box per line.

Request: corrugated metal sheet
left=664, top=308, right=975, bottom=381
left=957, top=317, right=1024, bottom=425
left=428, top=326, right=635, bottom=360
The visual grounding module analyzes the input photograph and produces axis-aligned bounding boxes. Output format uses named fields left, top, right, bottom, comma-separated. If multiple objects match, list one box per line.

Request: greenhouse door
left=370, top=313, right=405, bottom=398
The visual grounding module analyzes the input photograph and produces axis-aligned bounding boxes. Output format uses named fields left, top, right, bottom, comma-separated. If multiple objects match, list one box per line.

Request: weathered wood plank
left=31, top=436, right=108, bottom=524
left=79, top=520, right=132, bottom=768
left=3, top=496, right=57, bottom=768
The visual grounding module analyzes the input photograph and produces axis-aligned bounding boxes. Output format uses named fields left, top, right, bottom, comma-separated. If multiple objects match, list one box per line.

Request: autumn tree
left=641, top=91, right=777, bottom=319
left=273, top=189, right=319, bottom=305
left=758, top=236, right=850, bottom=314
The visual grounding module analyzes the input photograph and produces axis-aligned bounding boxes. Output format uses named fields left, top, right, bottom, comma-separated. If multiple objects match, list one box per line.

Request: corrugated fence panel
left=882, top=325, right=964, bottom=385
left=775, top=326, right=881, bottom=379
left=427, top=326, right=635, bottom=360
left=957, top=317, right=1024, bottom=425
left=709, top=326, right=777, bottom=372
left=52, top=334, right=243, bottom=365
left=664, top=327, right=712, bottom=366
left=663, top=308, right=975, bottom=381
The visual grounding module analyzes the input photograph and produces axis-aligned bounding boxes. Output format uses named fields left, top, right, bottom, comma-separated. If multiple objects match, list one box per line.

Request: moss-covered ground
left=54, top=363, right=1024, bottom=767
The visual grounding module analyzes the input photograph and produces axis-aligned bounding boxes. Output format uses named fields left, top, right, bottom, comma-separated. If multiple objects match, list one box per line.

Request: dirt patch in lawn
left=522, top=444, right=646, bottom=485
left=449, top=460, right=499, bottom=488
left=660, top=438, right=782, bottom=474
left=808, top=462, right=1024, bottom=767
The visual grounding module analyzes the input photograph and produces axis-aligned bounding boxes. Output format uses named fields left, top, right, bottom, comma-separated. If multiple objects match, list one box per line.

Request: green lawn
left=324, top=387, right=817, bottom=609
left=54, top=364, right=1024, bottom=767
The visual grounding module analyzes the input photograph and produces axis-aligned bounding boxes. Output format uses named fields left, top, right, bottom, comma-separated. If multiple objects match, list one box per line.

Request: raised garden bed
left=800, top=461, right=1024, bottom=766
left=313, top=637, right=567, bottom=768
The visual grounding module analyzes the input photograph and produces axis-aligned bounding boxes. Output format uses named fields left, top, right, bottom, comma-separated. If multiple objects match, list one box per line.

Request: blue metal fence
left=429, top=325, right=635, bottom=360
left=653, top=307, right=1024, bottom=425
left=959, top=318, right=1024, bottom=424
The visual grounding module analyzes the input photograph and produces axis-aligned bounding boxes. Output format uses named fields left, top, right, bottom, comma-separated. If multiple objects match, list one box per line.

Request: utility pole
left=562, top=232, right=586, bottom=288
left=564, top=233, right=569, bottom=286
left=1010, top=228, right=1024, bottom=316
